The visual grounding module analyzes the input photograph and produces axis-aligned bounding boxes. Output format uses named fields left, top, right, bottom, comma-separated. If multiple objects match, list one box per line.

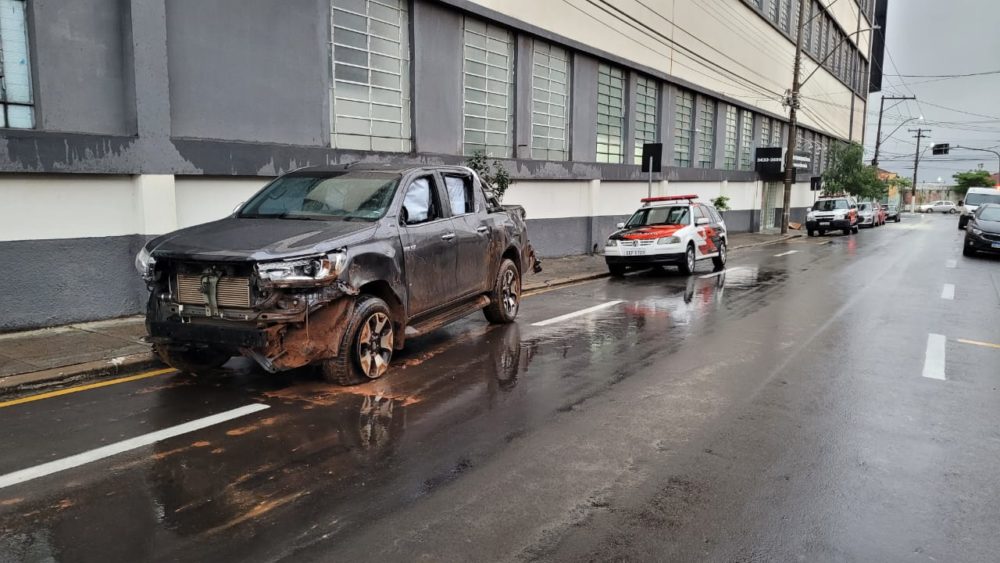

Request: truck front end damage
left=141, top=251, right=358, bottom=372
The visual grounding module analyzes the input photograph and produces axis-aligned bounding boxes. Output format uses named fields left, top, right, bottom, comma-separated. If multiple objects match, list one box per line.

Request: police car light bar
left=640, top=194, right=699, bottom=205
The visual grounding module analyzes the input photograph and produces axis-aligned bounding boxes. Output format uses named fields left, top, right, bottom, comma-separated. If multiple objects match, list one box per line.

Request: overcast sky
left=862, top=0, right=1000, bottom=184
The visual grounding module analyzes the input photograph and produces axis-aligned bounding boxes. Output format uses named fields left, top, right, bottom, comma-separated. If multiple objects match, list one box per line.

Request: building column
left=570, top=53, right=598, bottom=163
left=587, top=178, right=601, bottom=254
left=134, top=174, right=177, bottom=235
left=660, top=85, right=676, bottom=169
left=514, top=34, right=533, bottom=159
left=713, top=103, right=728, bottom=170
left=126, top=0, right=171, bottom=141
left=624, top=71, right=638, bottom=165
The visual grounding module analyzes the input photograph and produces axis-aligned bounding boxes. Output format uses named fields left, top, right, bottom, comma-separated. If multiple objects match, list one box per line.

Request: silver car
left=920, top=200, right=958, bottom=214
left=857, top=202, right=880, bottom=228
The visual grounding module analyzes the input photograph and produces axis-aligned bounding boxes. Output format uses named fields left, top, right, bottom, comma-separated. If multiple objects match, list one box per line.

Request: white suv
left=958, top=187, right=1000, bottom=229
left=605, top=195, right=727, bottom=276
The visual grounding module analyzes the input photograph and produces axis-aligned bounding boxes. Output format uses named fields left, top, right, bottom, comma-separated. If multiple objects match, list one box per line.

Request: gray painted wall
left=0, top=235, right=149, bottom=332
left=412, top=0, right=463, bottom=155
left=31, top=0, right=134, bottom=135
left=165, top=0, right=329, bottom=145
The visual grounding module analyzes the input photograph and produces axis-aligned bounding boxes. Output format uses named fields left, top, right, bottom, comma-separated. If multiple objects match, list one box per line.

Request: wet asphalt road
left=2, top=214, right=1000, bottom=562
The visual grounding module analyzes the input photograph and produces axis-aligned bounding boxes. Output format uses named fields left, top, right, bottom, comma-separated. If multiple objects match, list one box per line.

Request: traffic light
left=932, top=143, right=950, bottom=155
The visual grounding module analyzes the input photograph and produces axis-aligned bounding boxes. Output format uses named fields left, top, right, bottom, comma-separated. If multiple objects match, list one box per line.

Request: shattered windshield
left=239, top=172, right=400, bottom=221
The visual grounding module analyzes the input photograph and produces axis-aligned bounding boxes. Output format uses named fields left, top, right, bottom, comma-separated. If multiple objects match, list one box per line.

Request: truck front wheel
left=484, top=258, right=520, bottom=324
left=323, top=295, right=394, bottom=386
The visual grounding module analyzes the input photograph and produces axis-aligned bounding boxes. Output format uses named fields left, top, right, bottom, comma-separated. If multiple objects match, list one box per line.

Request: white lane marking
left=922, top=334, right=947, bottom=381
left=941, top=284, right=955, bottom=300
left=0, top=403, right=270, bottom=490
left=946, top=259, right=957, bottom=269
left=774, top=250, right=799, bottom=257
left=532, top=301, right=624, bottom=327
left=700, top=266, right=747, bottom=279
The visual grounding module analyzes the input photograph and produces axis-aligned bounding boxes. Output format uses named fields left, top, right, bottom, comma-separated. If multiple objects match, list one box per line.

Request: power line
left=886, top=69, right=1000, bottom=79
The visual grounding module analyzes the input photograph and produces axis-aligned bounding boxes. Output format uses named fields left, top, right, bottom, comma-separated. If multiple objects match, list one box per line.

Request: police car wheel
left=679, top=244, right=696, bottom=275
left=712, top=241, right=726, bottom=271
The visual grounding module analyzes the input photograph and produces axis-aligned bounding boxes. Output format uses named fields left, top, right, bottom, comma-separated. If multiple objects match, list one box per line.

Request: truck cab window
left=403, top=177, right=439, bottom=224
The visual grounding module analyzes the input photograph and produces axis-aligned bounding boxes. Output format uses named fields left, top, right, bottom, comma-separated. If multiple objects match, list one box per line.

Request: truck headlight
left=134, top=246, right=156, bottom=280
left=971, top=226, right=983, bottom=236
left=606, top=239, right=617, bottom=248
left=807, top=212, right=815, bottom=221
left=257, top=252, right=347, bottom=286
left=834, top=211, right=847, bottom=220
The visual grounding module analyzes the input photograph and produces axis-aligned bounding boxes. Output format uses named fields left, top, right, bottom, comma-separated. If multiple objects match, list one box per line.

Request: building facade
left=0, top=0, right=882, bottom=330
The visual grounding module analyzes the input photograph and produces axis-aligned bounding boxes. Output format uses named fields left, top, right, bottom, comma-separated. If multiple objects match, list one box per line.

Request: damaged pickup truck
left=135, top=164, right=539, bottom=385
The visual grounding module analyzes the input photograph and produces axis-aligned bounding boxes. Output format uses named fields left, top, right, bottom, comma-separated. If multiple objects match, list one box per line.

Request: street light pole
left=910, top=129, right=931, bottom=213
left=953, top=146, right=1000, bottom=187
left=780, top=0, right=808, bottom=235
left=871, top=95, right=917, bottom=168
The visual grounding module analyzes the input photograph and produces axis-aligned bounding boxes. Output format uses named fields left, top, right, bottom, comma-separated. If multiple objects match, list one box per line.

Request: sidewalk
left=0, top=231, right=800, bottom=395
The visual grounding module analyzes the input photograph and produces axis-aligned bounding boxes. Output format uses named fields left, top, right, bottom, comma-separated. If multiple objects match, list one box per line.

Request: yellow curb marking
left=0, top=368, right=176, bottom=409
left=956, top=339, right=1000, bottom=350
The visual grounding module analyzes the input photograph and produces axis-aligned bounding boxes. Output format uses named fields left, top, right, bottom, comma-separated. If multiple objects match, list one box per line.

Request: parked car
left=604, top=195, right=727, bottom=276
left=963, top=203, right=1000, bottom=257
left=957, top=187, right=1000, bottom=229
left=135, top=164, right=539, bottom=385
left=857, top=202, right=880, bottom=228
left=884, top=204, right=901, bottom=222
left=920, top=200, right=958, bottom=214
left=806, top=195, right=859, bottom=236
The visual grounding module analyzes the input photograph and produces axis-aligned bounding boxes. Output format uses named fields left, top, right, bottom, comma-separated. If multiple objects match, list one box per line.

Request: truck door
left=399, top=175, right=459, bottom=315
left=442, top=172, right=492, bottom=296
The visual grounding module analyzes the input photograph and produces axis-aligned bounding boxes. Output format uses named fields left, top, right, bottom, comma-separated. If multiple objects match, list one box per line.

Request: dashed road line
left=922, top=333, right=947, bottom=381
left=941, top=284, right=955, bottom=300
left=946, top=259, right=957, bottom=269
left=0, top=403, right=270, bottom=489
left=531, top=301, right=624, bottom=327
left=774, top=250, right=799, bottom=257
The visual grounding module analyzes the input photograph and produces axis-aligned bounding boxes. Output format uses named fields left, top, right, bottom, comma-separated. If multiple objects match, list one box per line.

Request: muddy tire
left=322, top=296, right=394, bottom=386
left=712, top=241, right=727, bottom=271
left=155, top=345, right=229, bottom=375
left=678, top=243, right=696, bottom=275
left=484, top=259, right=520, bottom=324
left=608, top=264, right=627, bottom=277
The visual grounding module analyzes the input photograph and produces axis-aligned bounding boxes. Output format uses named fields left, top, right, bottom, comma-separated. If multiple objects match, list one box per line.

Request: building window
left=331, top=0, right=411, bottom=152
left=739, top=109, right=754, bottom=170
left=810, top=1, right=822, bottom=56
left=596, top=63, right=625, bottom=163
left=531, top=41, right=570, bottom=161
left=633, top=75, right=658, bottom=165
left=767, top=0, right=780, bottom=25
left=0, top=0, right=33, bottom=128
left=778, top=0, right=790, bottom=33
left=771, top=120, right=784, bottom=146
left=462, top=18, right=514, bottom=157
left=674, top=88, right=694, bottom=167
left=760, top=117, right=771, bottom=147
left=723, top=105, right=738, bottom=170
left=696, top=97, right=716, bottom=169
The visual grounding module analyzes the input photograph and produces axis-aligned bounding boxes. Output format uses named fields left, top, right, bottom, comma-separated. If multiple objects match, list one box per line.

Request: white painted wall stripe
left=941, top=284, right=955, bottom=300
left=922, top=334, right=947, bottom=381
left=0, top=403, right=270, bottom=489
left=532, top=300, right=624, bottom=327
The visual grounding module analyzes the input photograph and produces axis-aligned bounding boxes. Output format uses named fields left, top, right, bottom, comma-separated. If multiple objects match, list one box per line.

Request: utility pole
left=909, top=129, right=931, bottom=213
left=871, top=95, right=916, bottom=168
left=780, top=0, right=808, bottom=235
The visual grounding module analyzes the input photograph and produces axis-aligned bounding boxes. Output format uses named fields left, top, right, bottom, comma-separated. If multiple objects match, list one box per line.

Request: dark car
left=135, top=164, right=538, bottom=385
left=963, top=203, right=1000, bottom=257
left=884, top=204, right=901, bottom=223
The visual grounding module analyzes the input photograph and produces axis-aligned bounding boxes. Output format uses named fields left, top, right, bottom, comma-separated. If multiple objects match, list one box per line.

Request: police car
left=604, top=195, right=728, bottom=276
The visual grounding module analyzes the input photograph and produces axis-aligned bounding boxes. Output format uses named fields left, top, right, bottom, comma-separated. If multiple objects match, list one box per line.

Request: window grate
left=673, top=89, right=694, bottom=167
left=0, top=0, right=33, bottom=129
left=633, top=75, right=658, bottom=165
left=739, top=109, right=754, bottom=170
left=696, top=97, right=715, bottom=169
left=531, top=41, right=570, bottom=161
left=723, top=105, right=738, bottom=170
left=462, top=18, right=514, bottom=158
left=596, top=64, right=625, bottom=164
left=330, top=0, right=411, bottom=152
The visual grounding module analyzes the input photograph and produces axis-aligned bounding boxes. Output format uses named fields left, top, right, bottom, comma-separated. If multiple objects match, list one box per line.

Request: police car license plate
left=819, top=221, right=830, bottom=226
left=625, top=249, right=646, bottom=256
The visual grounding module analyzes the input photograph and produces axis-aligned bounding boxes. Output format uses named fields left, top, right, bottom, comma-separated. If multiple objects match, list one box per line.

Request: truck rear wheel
left=484, top=259, right=520, bottom=324
left=322, top=296, right=394, bottom=386
left=155, top=345, right=229, bottom=375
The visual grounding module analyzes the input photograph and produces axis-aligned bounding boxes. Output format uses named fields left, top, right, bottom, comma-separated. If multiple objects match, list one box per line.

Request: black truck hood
left=977, top=219, right=1000, bottom=234
left=147, top=217, right=377, bottom=262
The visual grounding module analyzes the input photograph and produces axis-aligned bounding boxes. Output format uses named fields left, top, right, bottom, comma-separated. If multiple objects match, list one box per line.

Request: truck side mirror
left=616, top=222, right=625, bottom=230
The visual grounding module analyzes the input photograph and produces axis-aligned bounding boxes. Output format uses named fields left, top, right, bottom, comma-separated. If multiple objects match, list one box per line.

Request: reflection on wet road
left=2, top=215, right=999, bottom=562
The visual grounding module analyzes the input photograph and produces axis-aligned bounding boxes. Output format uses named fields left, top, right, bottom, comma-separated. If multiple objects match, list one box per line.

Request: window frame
left=530, top=40, right=571, bottom=161
left=462, top=17, right=515, bottom=158
left=596, top=63, right=626, bottom=164
left=633, top=75, right=659, bottom=165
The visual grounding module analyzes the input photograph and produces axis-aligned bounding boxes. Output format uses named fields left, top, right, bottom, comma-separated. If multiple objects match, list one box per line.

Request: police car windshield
left=965, top=192, right=1000, bottom=206
left=814, top=199, right=848, bottom=211
left=626, top=206, right=690, bottom=227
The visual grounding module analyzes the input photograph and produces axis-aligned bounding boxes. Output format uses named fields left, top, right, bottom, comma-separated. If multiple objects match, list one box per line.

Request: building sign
left=755, top=147, right=812, bottom=181
left=641, top=143, right=663, bottom=173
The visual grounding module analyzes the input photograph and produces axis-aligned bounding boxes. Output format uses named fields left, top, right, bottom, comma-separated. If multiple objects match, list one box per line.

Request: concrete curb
left=0, top=351, right=162, bottom=398
left=524, top=271, right=610, bottom=294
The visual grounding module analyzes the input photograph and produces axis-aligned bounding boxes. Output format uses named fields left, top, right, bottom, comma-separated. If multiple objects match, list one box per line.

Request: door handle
left=476, top=226, right=489, bottom=234
left=441, top=233, right=456, bottom=241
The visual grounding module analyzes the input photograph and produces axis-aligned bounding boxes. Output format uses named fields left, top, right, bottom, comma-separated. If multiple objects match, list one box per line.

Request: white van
left=958, top=187, right=1000, bottom=229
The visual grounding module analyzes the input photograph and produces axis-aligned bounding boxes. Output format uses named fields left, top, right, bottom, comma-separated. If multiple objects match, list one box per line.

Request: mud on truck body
left=136, top=164, right=539, bottom=385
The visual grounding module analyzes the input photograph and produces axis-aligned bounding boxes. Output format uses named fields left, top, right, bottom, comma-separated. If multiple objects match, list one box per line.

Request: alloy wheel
left=687, top=247, right=695, bottom=272
left=357, top=312, right=393, bottom=379
left=501, top=268, right=519, bottom=317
